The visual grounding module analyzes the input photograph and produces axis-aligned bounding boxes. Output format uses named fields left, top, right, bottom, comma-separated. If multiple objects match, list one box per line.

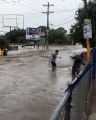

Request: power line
left=12, top=8, right=76, bottom=15
left=74, top=0, right=78, bottom=8
left=53, top=18, right=75, bottom=27
left=1, top=0, right=42, bottom=13
left=0, top=0, right=10, bottom=4
left=51, top=14, right=75, bottom=23
left=54, top=9, right=76, bottom=13
left=23, top=0, right=47, bottom=5
left=19, top=0, right=42, bottom=10
left=13, top=1, right=42, bottom=12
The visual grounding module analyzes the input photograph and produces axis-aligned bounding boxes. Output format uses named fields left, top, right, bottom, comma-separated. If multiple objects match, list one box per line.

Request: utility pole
left=42, top=2, right=54, bottom=29
left=42, top=2, right=54, bottom=50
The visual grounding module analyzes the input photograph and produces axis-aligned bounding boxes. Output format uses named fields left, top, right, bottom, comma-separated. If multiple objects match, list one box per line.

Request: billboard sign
left=83, top=19, right=92, bottom=39
left=26, top=28, right=41, bottom=40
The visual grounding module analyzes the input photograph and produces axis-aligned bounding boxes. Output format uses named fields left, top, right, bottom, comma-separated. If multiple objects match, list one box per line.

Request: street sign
left=46, top=29, right=49, bottom=32
left=84, top=19, right=91, bottom=25
left=39, top=38, right=45, bottom=45
left=83, top=19, right=92, bottom=39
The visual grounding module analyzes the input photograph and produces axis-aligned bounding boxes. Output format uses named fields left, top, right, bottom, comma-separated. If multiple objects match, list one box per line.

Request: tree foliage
left=49, top=27, right=67, bottom=44
left=5, top=29, right=26, bottom=43
left=38, top=26, right=47, bottom=32
left=70, top=1, right=96, bottom=47
left=3, top=26, right=70, bottom=45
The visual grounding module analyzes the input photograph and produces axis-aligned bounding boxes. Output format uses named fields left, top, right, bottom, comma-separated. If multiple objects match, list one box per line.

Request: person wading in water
left=49, top=50, right=59, bottom=67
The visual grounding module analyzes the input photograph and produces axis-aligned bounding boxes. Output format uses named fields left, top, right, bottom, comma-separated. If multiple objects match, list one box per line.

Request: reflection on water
left=52, top=66, right=56, bottom=73
left=49, top=66, right=57, bottom=84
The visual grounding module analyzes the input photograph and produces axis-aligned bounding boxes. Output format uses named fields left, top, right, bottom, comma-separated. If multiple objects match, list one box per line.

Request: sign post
left=83, top=19, right=92, bottom=59
left=46, top=29, right=49, bottom=50
left=86, top=38, right=90, bottom=58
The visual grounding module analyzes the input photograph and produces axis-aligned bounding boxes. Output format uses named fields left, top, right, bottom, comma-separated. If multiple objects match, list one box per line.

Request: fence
left=49, top=61, right=92, bottom=120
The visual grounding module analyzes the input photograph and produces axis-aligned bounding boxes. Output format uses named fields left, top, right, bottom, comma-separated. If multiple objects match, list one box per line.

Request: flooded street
left=0, top=45, right=86, bottom=120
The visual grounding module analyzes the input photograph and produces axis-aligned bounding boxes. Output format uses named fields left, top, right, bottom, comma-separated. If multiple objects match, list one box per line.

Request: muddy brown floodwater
left=0, top=45, right=85, bottom=120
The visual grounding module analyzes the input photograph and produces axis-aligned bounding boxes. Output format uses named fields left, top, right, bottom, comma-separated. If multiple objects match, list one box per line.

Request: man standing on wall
left=71, top=53, right=85, bottom=79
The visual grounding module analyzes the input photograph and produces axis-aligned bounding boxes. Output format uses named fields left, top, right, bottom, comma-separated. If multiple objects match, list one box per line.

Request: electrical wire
left=17, top=0, right=42, bottom=10
left=0, top=0, right=10, bottom=4
left=51, top=14, right=75, bottom=23
left=0, top=8, right=76, bottom=16
left=53, top=18, right=75, bottom=27
left=51, top=9, right=76, bottom=15
left=0, top=0, right=77, bottom=15
left=74, top=0, right=79, bottom=8
left=54, top=9, right=76, bottom=13
left=20, top=0, right=43, bottom=9
left=0, top=1, right=77, bottom=30
left=12, top=0, right=42, bottom=11
left=14, top=8, right=76, bottom=15
left=30, top=0, right=48, bottom=3
left=0, top=0, right=42, bottom=13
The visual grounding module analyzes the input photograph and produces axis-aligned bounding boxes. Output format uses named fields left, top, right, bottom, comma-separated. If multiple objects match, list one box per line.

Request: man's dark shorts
left=51, top=62, right=56, bottom=67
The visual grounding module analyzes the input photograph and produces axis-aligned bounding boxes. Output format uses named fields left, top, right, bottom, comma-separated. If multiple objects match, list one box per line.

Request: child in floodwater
left=49, top=50, right=59, bottom=67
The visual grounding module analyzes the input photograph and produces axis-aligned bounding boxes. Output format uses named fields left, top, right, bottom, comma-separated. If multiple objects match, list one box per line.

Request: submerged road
left=0, top=45, right=86, bottom=120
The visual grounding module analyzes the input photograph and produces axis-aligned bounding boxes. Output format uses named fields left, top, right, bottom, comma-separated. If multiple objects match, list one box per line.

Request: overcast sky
left=0, top=0, right=84, bottom=34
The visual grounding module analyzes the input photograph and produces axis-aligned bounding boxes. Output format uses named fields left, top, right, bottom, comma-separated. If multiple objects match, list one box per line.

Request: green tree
left=49, top=27, right=67, bottom=44
left=70, top=1, right=96, bottom=47
left=38, top=26, right=47, bottom=32
left=5, top=29, right=26, bottom=43
left=0, top=34, right=9, bottom=49
left=4, top=26, right=70, bottom=45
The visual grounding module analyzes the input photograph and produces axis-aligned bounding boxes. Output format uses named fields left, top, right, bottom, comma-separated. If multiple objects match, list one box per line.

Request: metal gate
left=49, top=61, right=92, bottom=120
